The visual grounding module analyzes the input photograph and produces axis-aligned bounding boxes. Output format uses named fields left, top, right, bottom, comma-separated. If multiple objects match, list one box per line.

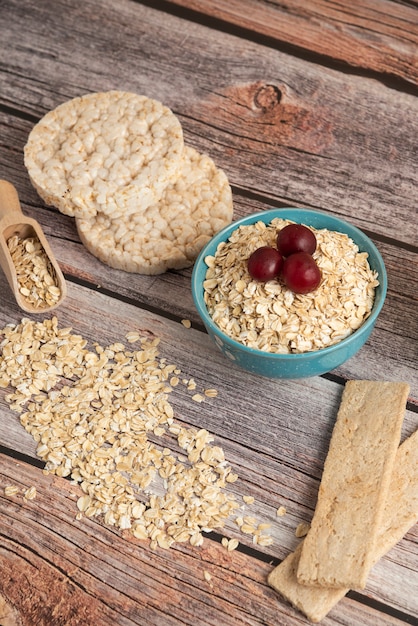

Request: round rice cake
left=75, top=146, right=233, bottom=274
left=24, top=91, right=184, bottom=219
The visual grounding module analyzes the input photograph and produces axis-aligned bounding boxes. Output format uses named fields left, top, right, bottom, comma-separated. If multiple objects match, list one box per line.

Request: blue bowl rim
left=191, top=208, right=387, bottom=361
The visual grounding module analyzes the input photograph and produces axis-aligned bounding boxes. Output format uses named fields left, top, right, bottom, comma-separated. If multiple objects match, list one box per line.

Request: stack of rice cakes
left=24, top=91, right=233, bottom=274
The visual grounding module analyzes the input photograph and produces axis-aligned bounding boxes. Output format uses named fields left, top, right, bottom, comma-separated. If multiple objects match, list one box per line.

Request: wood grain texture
left=0, top=283, right=417, bottom=620
left=1, top=452, right=416, bottom=626
left=0, top=0, right=417, bottom=624
left=1, top=0, right=417, bottom=245
left=163, top=0, right=418, bottom=85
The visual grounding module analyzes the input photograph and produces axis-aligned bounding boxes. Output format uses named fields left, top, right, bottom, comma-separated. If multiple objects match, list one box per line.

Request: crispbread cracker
left=75, top=146, right=233, bottom=274
left=268, top=427, right=418, bottom=623
left=297, top=380, right=409, bottom=589
left=24, top=91, right=184, bottom=219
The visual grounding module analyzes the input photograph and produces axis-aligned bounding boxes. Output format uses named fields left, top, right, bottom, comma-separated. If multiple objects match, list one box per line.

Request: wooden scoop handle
left=0, top=180, right=24, bottom=222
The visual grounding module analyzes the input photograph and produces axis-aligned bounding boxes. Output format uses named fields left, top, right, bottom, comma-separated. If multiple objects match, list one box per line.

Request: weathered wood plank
left=1, top=0, right=417, bottom=245
left=162, top=0, right=418, bottom=85
left=1, top=454, right=416, bottom=625
left=0, top=280, right=417, bottom=617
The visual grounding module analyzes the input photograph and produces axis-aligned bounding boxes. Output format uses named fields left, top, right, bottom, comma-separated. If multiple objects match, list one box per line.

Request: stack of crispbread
left=268, top=380, right=415, bottom=623
left=24, top=91, right=233, bottom=274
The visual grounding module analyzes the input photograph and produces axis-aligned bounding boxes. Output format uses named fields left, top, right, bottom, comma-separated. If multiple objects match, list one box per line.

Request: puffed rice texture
left=75, top=146, right=233, bottom=274
left=24, top=91, right=184, bottom=219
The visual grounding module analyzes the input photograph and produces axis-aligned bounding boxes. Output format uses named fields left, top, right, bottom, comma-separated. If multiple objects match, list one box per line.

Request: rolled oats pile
left=0, top=317, right=271, bottom=550
left=24, top=91, right=233, bottom=274
left=7, top=234, right=62, bottom=309
left=203, top=218, right=379, bottom=353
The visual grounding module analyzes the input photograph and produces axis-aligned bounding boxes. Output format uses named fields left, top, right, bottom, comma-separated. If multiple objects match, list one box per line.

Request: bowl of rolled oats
left=191, top=208, right=387, bottom=378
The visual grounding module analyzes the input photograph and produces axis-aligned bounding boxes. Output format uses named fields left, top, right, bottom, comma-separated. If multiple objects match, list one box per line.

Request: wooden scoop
left=0, top=180, right=67, bottom=313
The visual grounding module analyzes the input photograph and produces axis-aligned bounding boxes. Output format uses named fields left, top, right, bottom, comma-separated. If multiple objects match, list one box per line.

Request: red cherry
left=247, top=246, right=283, bottom=281
left=281, top=252, right=322, bottom=294
left=277, top=224, right=317, bottom=257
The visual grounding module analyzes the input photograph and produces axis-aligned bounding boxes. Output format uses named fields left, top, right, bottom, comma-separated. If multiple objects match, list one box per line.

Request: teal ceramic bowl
left=191, top=208, right=387, bottom=379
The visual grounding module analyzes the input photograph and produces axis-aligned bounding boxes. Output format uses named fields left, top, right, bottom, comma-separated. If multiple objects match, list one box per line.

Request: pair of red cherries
left=247, top=224, right=322, bottom=294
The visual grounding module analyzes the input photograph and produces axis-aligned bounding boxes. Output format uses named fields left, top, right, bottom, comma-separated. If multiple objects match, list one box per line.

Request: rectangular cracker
left=296, top=380, right=409, bottom=589
left=267, top=427, right=418, bottom=623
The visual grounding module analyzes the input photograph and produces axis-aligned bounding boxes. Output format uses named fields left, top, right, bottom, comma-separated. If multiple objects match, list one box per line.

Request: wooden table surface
left=1, top=1, right=417, bottom=624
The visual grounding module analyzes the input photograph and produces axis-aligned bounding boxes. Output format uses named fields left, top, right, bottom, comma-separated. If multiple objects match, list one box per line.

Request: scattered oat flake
left=295, top=522, right=310, bottom=538
left=204, top=388, right=218, bottom=398
left=0, top=317, right=248, bottom=551
left=203, top=570, right=212, bottom=582
left=241, top=524, right=256, bottom=534
left=4, top=485, right=19, bottom=497
left=24, top=486, right=37, bottom=500
left=153, top=426, right=165, bottom=437
left=242, top=495, right=255, bottom=505
left=181, top=319, right=192, bottom=328
left=226, top=538, right=239, bottom=551
left=276, top=506, right=286, bottom=517
left=192, top=393, right=205, bottom=403
left=257, top=534, right=274, bottom=546
left=125, top=331, right=141, bottom=343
